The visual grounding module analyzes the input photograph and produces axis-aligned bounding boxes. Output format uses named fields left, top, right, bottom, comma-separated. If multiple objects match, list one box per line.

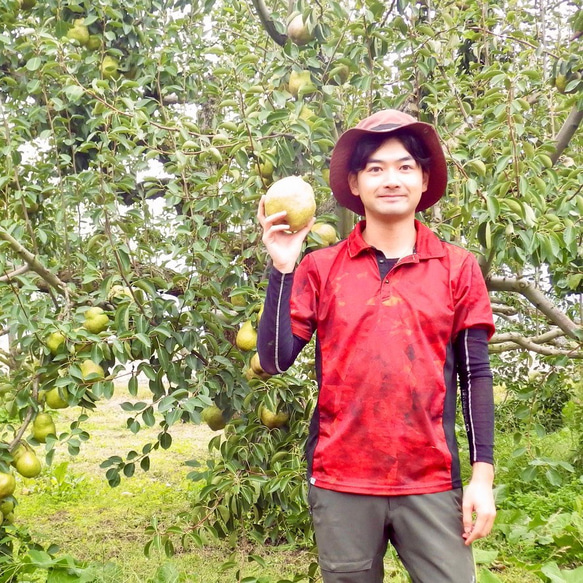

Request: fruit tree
left=0, top=0, right=581, bottom=571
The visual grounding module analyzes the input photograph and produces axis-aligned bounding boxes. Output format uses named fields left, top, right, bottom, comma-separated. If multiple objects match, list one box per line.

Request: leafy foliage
left=0, top=0, right=582, bottom=580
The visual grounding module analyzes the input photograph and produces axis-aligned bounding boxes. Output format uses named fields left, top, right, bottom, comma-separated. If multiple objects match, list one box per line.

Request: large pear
left=67, top=19, right=90, bottom=46
left=83, top=307, right=110, bottom=334
left=287, top=14, right=314, bottom=46
left=264, top=176, right=315, bottom=232
left=45, top=387, right=69, bottom=409
left=47, top=331, right=65, bottom=355
left=80, top=359, right=105, bottom=380
left=14, top=450, right=42, bottom=478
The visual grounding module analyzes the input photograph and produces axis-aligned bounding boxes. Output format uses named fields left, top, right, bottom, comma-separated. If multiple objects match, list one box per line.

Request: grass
left=9, top=380, right=579, bottom=582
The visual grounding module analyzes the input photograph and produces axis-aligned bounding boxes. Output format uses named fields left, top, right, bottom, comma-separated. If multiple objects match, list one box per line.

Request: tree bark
left=251, top=0, right=288, bottom=46
left=0, top=228, right=68, bottom=296
left=487, top=275, right=582, bottom=339
left=551, top=105, right=583, bottom=165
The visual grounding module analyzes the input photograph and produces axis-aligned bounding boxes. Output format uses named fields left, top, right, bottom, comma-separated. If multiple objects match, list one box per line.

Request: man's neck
left=361, top=215, right=417, bottom=259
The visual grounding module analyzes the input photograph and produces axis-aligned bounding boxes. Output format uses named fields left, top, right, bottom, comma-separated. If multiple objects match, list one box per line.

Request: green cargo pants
left=307, top=485, right=476, bottom=583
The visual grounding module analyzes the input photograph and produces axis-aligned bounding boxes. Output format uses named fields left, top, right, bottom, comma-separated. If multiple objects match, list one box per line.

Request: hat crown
left=355, top=109, right=416, bottom=132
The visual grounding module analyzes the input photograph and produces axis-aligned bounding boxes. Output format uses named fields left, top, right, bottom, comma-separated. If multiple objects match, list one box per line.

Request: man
left=256, top=109, right=496, bottom=583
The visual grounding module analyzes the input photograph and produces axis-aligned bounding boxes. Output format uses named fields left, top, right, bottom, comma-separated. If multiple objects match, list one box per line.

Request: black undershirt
left=375, top=250, right=399, bottom=279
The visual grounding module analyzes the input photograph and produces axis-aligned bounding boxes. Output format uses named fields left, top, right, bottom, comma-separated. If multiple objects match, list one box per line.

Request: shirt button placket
left=382, top=274, right=391, bottom=301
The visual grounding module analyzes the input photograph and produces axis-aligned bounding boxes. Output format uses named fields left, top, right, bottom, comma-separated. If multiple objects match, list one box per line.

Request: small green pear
left=14, top=450, right=41, bottom=479
left=67, top=19, right=90, bottom=46
left=80, top=359, right=105, bottom=380
left=236, top=320, right=257, bottom=351
left=83, top=306, right=110, bottom=334
left=201, top=405, right=226, bottom=431
left=47, top=331, right=65, bottom=355
left=288, top=70, right=313, bottom=98
left=32, top=412, right=56, bottom=443
left=101, top=56, right=120, bottom=80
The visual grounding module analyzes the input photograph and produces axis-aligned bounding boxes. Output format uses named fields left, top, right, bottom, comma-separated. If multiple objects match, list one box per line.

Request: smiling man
left=256, top=109, right=496, bottom=583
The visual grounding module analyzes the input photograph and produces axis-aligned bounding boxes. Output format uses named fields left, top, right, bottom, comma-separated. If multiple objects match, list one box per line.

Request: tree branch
left=251, top=0, right=288, bottom=47
left=489, top=327, right=583, bottom=356
left=0, top=227, right=69, bottom=297
left=551, top=105, right=583, bottom=165
left=491, top=302, right=518, bottom=316
left=488, top=332, right=583, bottom=359
left=0, top=350, right=13, bottom=368
left=487, top=276, right=581, bottom=339
left=491, top=327, right=565, bottom=345
left=489, top=337, right=582, bottom=357
left=0, top=264, right=30, bottom=282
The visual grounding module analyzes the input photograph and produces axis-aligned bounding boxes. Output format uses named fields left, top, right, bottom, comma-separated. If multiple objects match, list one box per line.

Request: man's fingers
left=257, top=196, right=266, bottom=224
left=258, top=197, right=287, bottom=226
left=296, top=217, right=316, bottom=238
left=263, top=210, right=288, bottom=227
left=463, top=509, right=496, bottom=545
left=462, top=502, right=473, bottom=537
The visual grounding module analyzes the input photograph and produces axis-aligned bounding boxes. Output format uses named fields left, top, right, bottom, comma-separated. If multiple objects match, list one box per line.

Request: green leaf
left=486, top=196, right=500, bottom=221
left=545, top=468, right=563, bottom=487
left=142, top=407, right=156, bottom=426
left=478, top=568, right=504, bottom=582
left=123, top=463, right=135, bottom=478
left=47, top=568, right=85, bottom=583
left=473, top=549, right=498, bottom=565
left=159, top=432, right=172, bottom=449
left=64, top=85, right=85, bottom=102
left=128, top=374, right=138, bottom=396
left=26, top=57, right=42, bottom=71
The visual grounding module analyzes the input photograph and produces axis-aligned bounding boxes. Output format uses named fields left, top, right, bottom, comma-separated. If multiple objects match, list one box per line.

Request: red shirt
left=290, top=220, right=495, bottom=496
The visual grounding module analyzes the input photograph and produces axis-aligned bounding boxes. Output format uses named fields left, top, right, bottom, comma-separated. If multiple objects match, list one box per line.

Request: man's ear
left=348, top=172, right=360, bottom=196
left=422, top=170, right=429, bottom=192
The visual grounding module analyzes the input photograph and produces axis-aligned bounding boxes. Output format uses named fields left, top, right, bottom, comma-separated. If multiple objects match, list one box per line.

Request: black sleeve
left=455, top=327, right=495, bottom=465
left=257, top=268, right=308, bottom=375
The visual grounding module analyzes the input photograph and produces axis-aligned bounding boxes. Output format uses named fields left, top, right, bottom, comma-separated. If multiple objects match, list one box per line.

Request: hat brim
left=329, top=121, right=448, bottom=215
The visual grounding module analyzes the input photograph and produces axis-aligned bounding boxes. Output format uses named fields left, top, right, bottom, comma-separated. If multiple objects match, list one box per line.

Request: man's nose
left=381, top=168, right=400, bottom=187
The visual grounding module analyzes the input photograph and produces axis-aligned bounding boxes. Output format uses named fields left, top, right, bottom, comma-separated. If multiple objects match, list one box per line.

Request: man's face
left=348, top=137, right=429, bottom=222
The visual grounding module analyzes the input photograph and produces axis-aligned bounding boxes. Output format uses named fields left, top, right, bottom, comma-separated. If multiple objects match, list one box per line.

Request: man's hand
left=462, top=462, right=496, bottom=545
left=257, top=195, right=314, bottom=273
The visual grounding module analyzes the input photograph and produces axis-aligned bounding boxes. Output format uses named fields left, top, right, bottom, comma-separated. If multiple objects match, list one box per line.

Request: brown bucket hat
left=329, top=109, right=448, bottom=215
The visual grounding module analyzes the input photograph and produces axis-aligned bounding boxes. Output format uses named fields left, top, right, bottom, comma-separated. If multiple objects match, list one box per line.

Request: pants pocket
left=320, top=558, right=374, bottom=573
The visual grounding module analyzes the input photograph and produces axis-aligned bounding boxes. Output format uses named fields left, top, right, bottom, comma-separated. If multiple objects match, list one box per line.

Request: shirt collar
left=346, top=219, right=446, bottom=260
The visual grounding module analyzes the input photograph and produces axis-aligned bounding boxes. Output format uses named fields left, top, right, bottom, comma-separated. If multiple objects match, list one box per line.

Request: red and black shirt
left=258, top=220, right=495, bottom=496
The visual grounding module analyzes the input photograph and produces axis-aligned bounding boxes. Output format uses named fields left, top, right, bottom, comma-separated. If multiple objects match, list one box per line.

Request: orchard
left=0, top=0, right=582, bottom=581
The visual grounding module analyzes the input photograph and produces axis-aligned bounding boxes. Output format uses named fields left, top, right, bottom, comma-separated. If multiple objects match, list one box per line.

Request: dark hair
left=348, top=129, right=431, bottom=174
